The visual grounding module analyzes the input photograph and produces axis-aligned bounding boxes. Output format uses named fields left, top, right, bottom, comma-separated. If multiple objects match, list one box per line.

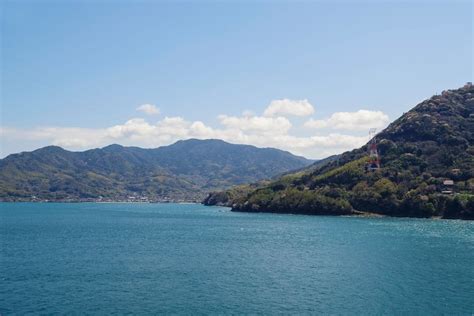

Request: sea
left=1, top=202, right=473, bottom=314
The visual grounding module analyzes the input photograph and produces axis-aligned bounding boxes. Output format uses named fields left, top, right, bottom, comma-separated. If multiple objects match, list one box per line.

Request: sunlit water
left=1, top=203, right=473, bottom=314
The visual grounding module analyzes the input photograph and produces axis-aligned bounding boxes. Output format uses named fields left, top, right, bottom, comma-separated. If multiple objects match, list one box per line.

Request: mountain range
left=0, top=139, right=312, bottom=202
left=204, top=84, right=474, bottom=219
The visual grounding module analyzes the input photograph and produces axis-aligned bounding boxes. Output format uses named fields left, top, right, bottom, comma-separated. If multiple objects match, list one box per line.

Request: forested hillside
left=204, top=84, right=474, bottom=219
left=0, top=139, right=312, bottom=202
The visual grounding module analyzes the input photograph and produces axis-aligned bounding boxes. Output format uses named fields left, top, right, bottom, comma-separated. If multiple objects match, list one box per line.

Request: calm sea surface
left=1, top=203, right=473, bottom=314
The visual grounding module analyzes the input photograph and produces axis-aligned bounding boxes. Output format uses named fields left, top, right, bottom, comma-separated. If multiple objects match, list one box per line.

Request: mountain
left=204, top=84, right=474, bottom=219
left=202, top=154, right=338, bottom=206
left=0, top=139, right=313, bottom=202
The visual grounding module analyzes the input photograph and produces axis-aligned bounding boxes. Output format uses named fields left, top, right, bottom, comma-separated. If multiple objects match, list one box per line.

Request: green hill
left=204, top=84, right=474, bottom=219
left=0, top=139, right=312, bottom=202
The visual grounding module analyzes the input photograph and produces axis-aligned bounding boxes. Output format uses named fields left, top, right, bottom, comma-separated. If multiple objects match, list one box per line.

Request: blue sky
left=1, top=1, right=472, bottom=158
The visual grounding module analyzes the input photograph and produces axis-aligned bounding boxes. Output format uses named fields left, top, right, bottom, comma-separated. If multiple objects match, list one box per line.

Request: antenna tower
left=367, top=128, right=380, bottom=171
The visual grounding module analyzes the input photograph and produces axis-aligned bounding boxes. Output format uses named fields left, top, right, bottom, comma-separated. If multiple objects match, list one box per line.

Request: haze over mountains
left=0, top=139, right=312, bottom=202
left=204, top=84, right=474, bottom=219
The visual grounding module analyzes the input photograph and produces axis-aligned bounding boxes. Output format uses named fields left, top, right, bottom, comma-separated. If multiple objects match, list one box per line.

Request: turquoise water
left=1, top=203, right=473, bottom=314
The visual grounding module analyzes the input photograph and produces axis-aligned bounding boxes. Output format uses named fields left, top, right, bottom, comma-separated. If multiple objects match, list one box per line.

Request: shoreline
left=229, top=208, right=472, bottom=220
left=0, top=200, right=202, bottom=204
left=1, top=201, right=470, bottom=220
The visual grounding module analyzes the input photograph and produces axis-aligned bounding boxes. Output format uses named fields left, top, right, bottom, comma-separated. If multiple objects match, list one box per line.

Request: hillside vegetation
left=204, top=85, right=474, bottom=219
left=0, top=139, right=312, bottom=202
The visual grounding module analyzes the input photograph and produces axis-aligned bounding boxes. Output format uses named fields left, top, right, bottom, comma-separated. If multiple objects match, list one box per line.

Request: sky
left=1, top=0, right=472, bottom=159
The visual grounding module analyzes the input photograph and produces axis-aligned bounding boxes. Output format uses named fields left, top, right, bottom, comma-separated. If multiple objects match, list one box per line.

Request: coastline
left=1, top=200, right=470, bottom=220
left=0, top=200, right=202, bottom=204
left=229, top=207, right=471, bottom=220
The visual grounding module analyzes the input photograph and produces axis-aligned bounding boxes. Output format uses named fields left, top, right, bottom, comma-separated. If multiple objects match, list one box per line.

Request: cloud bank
left=1, top=100, right=390, bottom=159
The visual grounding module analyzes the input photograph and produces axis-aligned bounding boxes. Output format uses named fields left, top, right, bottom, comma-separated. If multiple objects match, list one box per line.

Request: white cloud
left=107, top=118, right=155, bottom=138
left=304, top=110, right=390, bottom=131
left=189, top=121, right=215, bottom=137
left=1, top=118, right=371, bottom=159
left=1, top=126, right=108, bottom=149
left=242, top=110, right=255, bottom=117
left=304, top=119, right=328, bottom=129
left=263, top=99, right=314, bottom=117
left=2, top=103, right=388, bottom=159
left=136, top=103, right=160, bottom=115
left=218, top=114, right=291, bottom=134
